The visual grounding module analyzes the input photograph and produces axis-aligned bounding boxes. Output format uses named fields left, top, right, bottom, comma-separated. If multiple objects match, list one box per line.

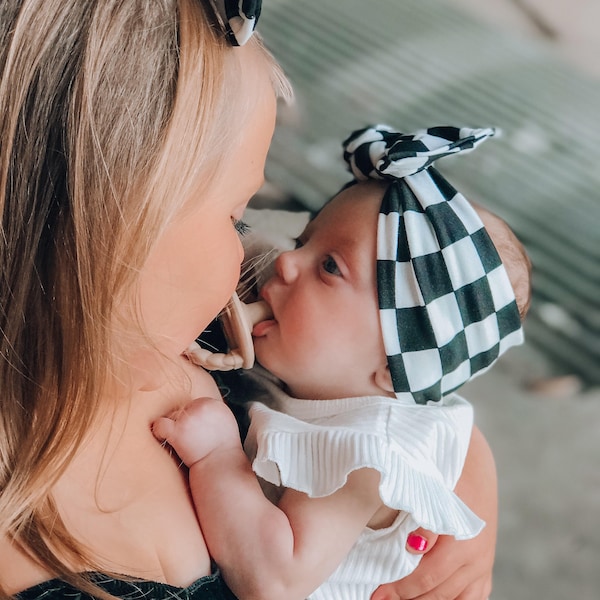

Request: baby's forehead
left=310, top=180, right=388, bottom=228
left=302, top=186, right=381, bottom=269
left=336, top=180, right=389, bottom=205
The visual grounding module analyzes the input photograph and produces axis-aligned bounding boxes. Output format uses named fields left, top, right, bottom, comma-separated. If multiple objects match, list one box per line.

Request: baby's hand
left=152, top=397, right=241, bottom=467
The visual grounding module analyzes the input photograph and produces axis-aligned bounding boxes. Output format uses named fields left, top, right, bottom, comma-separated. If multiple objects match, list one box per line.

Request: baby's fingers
left=152, top=416, right=176, bottom=443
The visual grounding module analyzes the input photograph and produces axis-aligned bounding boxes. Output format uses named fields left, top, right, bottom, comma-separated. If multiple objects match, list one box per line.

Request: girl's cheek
left=236, top=236, right=244, bottom=263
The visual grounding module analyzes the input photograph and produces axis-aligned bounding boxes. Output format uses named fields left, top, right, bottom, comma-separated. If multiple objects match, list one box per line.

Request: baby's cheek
left=281, top=318, right=311, bottom=355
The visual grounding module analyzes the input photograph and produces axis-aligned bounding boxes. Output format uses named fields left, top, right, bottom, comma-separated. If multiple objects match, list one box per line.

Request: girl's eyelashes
left=232, top=218, right=251, bottom=237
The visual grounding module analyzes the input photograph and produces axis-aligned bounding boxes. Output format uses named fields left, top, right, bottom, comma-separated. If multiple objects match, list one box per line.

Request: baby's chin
left=251, top=338, right=271, bottom=368
left=253, top=345, right=286, bottom=383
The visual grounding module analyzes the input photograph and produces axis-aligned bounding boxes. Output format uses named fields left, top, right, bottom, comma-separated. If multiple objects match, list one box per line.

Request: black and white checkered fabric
left=208, top=0, right=261, bottom=46
left=343, top=125, right=524, bottom=405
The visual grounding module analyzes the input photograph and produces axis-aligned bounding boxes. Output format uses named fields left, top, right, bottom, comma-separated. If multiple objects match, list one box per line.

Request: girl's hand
left=153, top=397, right=241, bottom=467
left=372, top=531, right=495, bottom=599
left=371, top=426, right=497, bottom=600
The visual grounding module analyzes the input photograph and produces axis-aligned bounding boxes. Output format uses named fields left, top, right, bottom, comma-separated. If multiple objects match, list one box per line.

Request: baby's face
left=253, top=181, right=392, bottom=399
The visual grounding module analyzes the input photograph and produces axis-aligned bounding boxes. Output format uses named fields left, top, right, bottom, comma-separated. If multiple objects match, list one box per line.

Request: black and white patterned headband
left=207, top=0, right=261, bottom=46
left=343, top=125, right=524, bottom=405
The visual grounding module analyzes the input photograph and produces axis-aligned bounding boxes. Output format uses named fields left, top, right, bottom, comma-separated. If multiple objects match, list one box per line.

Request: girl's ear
left=374, top=364, right=395, bottom=394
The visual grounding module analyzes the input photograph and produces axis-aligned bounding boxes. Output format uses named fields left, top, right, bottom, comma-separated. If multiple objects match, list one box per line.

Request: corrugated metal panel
left=259, top=0, right=600, bottom=385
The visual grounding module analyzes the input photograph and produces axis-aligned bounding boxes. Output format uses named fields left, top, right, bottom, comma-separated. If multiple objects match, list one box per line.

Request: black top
left=16, top=571, right=238, bottom=600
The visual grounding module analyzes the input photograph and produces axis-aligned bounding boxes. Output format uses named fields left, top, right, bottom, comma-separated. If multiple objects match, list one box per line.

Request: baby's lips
left=252, top=318, right=276, bottom=337
left=186, top=294, right=272, bottom=372
left=245, top=298, right=273, bottom=325
left=246, top=299, right=275, bottom=337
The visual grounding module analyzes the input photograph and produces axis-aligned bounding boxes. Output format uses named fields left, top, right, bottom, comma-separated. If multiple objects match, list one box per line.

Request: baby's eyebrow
left=354, top=255, right=373, bottom=285
left=299, top=218, right=317, bottom=239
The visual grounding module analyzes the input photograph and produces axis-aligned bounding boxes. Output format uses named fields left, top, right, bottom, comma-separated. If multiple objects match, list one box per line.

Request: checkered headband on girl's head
left=208, top=0, right=261, bottom=46
left=343, top=125, right=524, bottom=405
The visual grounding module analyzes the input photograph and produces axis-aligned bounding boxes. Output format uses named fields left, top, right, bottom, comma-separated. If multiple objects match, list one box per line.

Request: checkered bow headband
left=343, top=125, right=524, bottom=405
left=208, top=0, right=261, bottom=46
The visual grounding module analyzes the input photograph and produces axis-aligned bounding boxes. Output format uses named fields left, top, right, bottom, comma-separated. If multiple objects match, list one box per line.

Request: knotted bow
left=208, top=0, right=261, bottom=46
left=343, top=125, right=523, bottom=404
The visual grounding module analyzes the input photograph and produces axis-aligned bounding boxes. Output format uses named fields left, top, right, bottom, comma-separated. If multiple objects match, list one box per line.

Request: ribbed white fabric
left=243, top=367, right=485, bottom=600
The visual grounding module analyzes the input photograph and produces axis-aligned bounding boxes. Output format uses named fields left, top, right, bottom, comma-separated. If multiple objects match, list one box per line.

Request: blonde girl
left=0, top=1, right=496, bottom=599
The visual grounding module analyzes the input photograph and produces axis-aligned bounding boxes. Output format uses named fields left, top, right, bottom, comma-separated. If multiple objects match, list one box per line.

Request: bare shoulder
left=0, top=359, right=223, bottom=593
left=0, top=536, right=53, bottom=596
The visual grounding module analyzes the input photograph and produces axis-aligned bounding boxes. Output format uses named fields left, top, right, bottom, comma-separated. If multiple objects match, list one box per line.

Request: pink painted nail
left=407, top=533, right=428, bottom=552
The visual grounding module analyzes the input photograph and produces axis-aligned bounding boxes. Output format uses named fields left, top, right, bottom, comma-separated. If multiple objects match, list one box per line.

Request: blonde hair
left=0, top=0, right=288, bottom=594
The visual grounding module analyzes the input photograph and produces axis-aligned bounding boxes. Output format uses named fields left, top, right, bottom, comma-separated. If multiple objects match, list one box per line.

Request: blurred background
left=255, top=1, right=600, bottom=598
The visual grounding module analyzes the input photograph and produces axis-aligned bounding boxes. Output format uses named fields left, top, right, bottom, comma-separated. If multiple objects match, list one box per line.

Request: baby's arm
left=153, top=398, right=385, bottom=600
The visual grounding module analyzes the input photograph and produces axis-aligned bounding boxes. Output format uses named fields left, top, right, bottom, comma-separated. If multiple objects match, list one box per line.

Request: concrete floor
left=452, top=5, right=600, bottom=597
left=453, top=0, right=600, bottom=81
left=463, top=347, right=600, bottom=599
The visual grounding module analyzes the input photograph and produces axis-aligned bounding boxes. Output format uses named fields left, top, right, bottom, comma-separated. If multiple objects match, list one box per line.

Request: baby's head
left=473, top=204, right=531, bottom=322
left=256, top=126, right=529, bottom=403
left=253, top=180, right=390, bottom=400
left=344, top=125, right=528, bottom=404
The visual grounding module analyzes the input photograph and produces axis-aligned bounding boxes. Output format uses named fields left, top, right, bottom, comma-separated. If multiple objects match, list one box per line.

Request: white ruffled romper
left=242, top=367, right=485, bottom=600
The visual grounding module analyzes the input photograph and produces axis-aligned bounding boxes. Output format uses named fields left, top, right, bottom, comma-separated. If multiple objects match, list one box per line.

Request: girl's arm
left=153, top=397, right=385, bottom=600
left=371, top=426, right=497, bottom=600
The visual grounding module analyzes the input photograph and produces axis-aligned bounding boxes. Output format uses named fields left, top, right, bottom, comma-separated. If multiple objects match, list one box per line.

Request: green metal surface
left=260, top=0, right=600, bottom=385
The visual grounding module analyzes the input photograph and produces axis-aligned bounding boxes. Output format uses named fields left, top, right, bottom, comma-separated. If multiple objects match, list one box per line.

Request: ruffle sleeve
left=246, top=396, right=485, bottom=540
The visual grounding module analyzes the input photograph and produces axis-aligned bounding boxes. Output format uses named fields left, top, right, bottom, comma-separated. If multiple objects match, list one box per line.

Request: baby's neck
left=284, top=381, right=392, bottom=401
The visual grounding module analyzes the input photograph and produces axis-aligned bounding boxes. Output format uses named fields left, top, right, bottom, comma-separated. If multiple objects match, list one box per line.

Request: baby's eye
left=232, top=218, right=251, bottom=237
left=293, top=238, right=303, bottom=249
left=322, top=255, right=341, bottom=276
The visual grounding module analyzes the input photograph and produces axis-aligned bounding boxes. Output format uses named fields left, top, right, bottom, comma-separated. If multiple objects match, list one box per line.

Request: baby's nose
left=275, top=250, right=299, bottom=284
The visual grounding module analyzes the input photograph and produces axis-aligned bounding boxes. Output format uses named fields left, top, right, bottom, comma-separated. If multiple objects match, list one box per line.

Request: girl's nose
left=275, top=250, right=299, bottom=284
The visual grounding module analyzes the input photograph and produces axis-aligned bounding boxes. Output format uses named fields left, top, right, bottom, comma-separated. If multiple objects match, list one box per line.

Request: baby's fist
left=153, top=397, right=240, bottom=466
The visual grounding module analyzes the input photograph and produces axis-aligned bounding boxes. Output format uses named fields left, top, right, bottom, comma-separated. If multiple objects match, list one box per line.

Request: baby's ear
left=374, top=364, right=395, bottom=394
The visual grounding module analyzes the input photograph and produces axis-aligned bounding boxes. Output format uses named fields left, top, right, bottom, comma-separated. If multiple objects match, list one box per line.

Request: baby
left=154, top=125, right=531, bottom=600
